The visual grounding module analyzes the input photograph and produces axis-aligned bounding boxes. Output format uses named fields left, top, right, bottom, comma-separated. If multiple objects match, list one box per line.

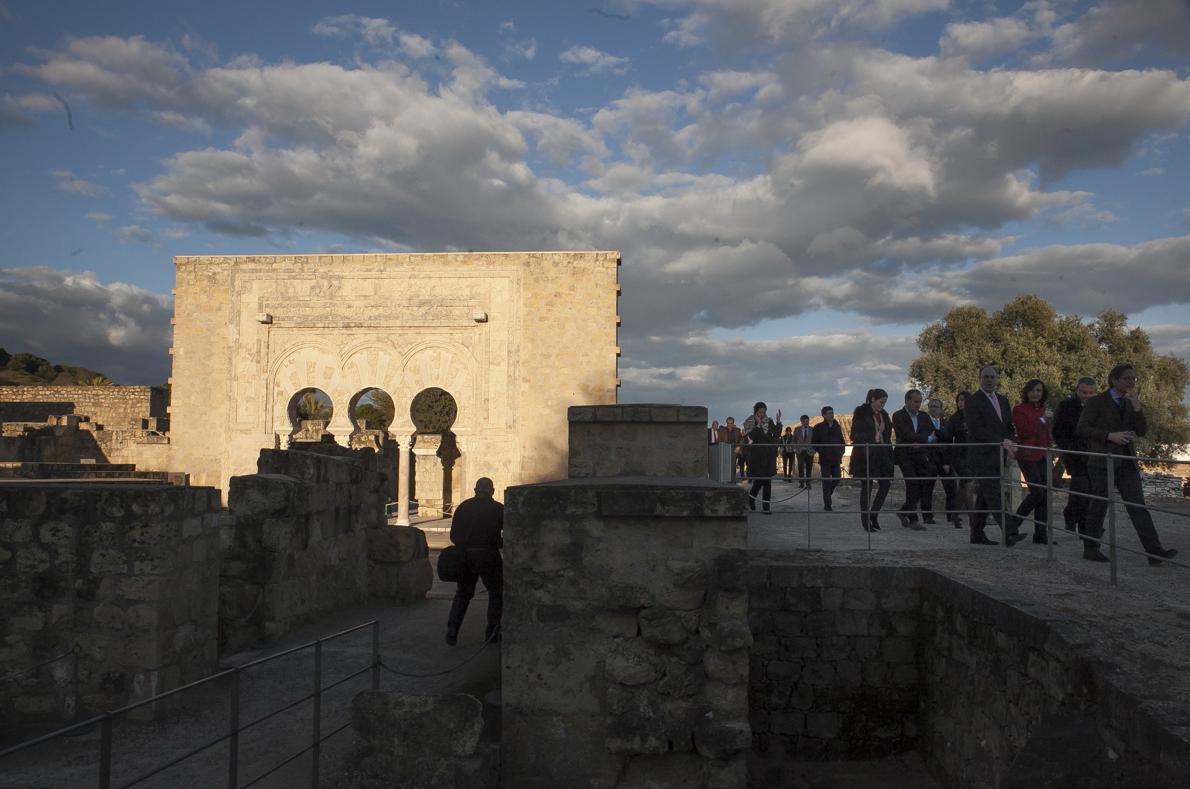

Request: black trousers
left=972, top=469, right=1006, bottom=535
left=1015, top=458, right=1049, bottom=538
left=1085, top=462, right=1163, bottom=554
left=1064, top=465, right=1091, bottom=533
left=820, top=463, right=841, bottom=507
left=737, top=452, right=747, bottom=478
left=450, top=549, right=503, bottom=637
left=859, top=477, right=890, bottom=519
left=796, top=454, right=812, bottom=485
left=782, top=454, right=794, bottom=478
left=922, top=473, right=957, bottom=519
left=897, top=453, right=930, bottom=521
left=749, top=478, right=772, bottom=511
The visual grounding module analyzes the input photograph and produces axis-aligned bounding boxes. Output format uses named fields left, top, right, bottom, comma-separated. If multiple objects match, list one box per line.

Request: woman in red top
left=1011, top=378, right=1054, bottom=544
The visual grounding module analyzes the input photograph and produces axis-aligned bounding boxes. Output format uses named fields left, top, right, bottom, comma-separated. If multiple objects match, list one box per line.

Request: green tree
left=295, top=390, right=332, bottom=421
left=909, top=294, right=1190, bottom=458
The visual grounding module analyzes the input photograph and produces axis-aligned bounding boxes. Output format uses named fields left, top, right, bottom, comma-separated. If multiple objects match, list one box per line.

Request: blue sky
left=1, top=0, right=1188, bottom=419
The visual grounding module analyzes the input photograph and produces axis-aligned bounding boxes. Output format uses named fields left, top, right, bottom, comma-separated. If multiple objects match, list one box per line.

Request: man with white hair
left=445, top=476, right=504, bottom=645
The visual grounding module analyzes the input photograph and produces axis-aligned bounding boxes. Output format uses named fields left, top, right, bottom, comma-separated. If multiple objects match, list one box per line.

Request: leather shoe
left=1148, top=548, right=1178, bottom=566
left=445, top=630, right=458, bottom=646
left=869, top=515, right=881, bottom=531
left=897, top=512, right=914, bottom=528
left=922, top=517, right=937, bottom=525
left=1006, top=533, right=1028, bottom=547
left=970, top=534, right=996, bottom=545
left=1083, top=549, right=1109, bottom=563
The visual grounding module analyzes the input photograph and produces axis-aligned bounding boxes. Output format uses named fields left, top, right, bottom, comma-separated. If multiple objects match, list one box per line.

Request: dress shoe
left=869, top=515, right=881, bottom=531
left=824, top=504, right=833, bottom=512
left=1006, top=533, right=1028, bottom=546
left=445, top=630, right=458, bottom=646
left=1148, top=548, right=1178, bottom=566
left=922, top=517, right=937, bottom=525
left=1083, top=548, right=1110, bottom=563
left=970, top=534, right=996, bottom=546
left=897, top=512, right=914, bottom=528
left=950, top=516, right=964, bottom=529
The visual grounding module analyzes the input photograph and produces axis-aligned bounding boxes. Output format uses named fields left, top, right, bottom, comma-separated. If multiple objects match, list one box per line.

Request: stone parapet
left=568, top=404, right=709, bottom=479
left=503, top=477, right=750, bottom=789
left=0, top=483, right=221, bottom=728
left=0, top=386, right=167, bottom=430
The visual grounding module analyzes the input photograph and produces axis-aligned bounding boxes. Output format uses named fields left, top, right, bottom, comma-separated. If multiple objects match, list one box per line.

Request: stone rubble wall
left=748, top=564, right=922, bottom=773
left=0, top=386, right=167, bottom=430
left=748, top=560, right=1190, bottom=788
left=222, top=447, right=417, bottom=653
left=502, top=479, right=751, bottom=789
left=567, top=405, right=709, bottom=479
left=0, top=484, right=222, bottom=728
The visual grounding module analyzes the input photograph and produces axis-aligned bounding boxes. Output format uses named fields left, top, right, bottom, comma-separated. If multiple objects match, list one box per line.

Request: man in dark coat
left=446, top=476, right=504, bottom=645
left=1077, top=363, right=1178, bottom=566
left=1052, top=377, right=1096, bottom=541
left=743, top=401, right=782, bottom=514
left=892, top=389, right=933, bottom=530
left=811, top=406, right=846, bottom=511
left=965, top=365, right=1021, bottom=546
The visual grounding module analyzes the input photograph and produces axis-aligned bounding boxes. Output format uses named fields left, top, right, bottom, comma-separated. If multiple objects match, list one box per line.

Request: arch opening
left=287, top=388, right=334, bottom=443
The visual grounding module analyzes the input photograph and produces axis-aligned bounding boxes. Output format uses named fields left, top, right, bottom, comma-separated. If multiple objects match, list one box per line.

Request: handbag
left=437, top=544, right=464, bottom=582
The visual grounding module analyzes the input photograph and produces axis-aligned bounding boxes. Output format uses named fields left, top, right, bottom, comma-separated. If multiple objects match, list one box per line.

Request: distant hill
left=0, top=347, right=114, bottom=387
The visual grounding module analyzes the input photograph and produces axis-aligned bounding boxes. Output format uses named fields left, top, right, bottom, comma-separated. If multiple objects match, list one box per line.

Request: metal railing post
left=1107, top=459, right=1118, bottom=586
left=228, top=669, right=240, bottom=789
left=865, top=443, right=872, bottom=549
left=999, top=443, right=1007, bottom=547
left=99, top=714, right=112, bottom=789
left=1045, top=447, right=1054, bottom=562
left=371, top=621, right=381, bottom=691
left=312, top=639, right=322, bottom=788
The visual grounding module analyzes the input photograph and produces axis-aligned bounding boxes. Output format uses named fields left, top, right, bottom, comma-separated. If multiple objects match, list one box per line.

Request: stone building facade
left=168, top=252, right=620, bottom=501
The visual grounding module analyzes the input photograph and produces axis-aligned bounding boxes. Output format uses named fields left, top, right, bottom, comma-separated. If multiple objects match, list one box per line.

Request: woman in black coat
left=945, top=391, right=973, bottom=526
left=849, top=388, right=894, bottom=531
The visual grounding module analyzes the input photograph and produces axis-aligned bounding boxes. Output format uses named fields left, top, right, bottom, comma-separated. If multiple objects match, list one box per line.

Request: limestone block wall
left=0, top=386, right=167, bottom=430
left=747, top=561, right=1190, bottom=788
left=503, top=479, right=751, bottom=789
left=221, top=447, right=385, bottom=653
left=168, top=252, right=620, bottom=497
left=0, top=484, right=221, bottom=727
left=568, top=404, right=708, bottom=479
left=748, top=564, right=922, bottom=770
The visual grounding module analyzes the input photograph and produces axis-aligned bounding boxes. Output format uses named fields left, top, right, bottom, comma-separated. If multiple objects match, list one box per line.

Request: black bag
left=437, top=545, right=463, bottom=582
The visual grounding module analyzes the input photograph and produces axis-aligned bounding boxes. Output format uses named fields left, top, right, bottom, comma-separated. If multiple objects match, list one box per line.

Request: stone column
left=396, top=435, right=412, bottom=527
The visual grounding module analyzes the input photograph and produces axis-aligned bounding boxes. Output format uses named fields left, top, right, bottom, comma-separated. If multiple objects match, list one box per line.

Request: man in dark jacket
left=1052, top=377, right=1096, bottom=541
left=965, top=365, right=1020, bottom=545
left=892, top=389, right=933, bottom=530
left=446, top=477, right=504, bottom=645
left=811, top=406, right=846, bottom=511
left=743, top=401, right=782, bottom=514
left=1076, top=364, right=1177, bottom=566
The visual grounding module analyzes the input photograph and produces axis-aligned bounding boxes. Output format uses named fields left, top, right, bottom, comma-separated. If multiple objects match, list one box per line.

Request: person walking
left=965, top=365, right=1021, bottom=546
left=744, top=401, right=783, bottom=514
left=445, top=477, right=504, bottom=645
left=922, top=397, right=959, bottom=527
left=793, top=415, right=815, bottom=489
left=780, top=425, right=795, bottom=481
left=892, top=389, right=933, bottom=530
left=1053, top=377, right=1096, bottom=541
left=849, top=389, right=893, bottom=532
left=945, top=392, right=973, bottom=529
left=812, top=406, right=846, bottom=512
left=1010, top=379, right=1055, bottom=544
left=1077, top=364, right=1178, bottom=566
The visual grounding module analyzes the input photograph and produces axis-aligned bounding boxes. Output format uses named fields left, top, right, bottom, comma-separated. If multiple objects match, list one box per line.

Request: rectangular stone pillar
left=503, top=474, right=750, bottom=787
left=568, top=404, right=709, bottom=479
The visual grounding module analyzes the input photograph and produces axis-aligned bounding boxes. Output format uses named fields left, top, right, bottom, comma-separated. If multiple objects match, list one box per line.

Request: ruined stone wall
left=0, top=386, right=166, bottom=430
left=0, top=484, right=221, bottom=727
left=221, top=448, right=384, bottom=653
left=503, top=479, right=751, bottom=789
left=0, top=425, right=172, bottom=471
left=169, top=252, right=620, bottom=497
left=748, top=564, right=922, bottom=773
left=747, top=561, right=1190, bottom=788
left=568, top=404, right=708, bottom=479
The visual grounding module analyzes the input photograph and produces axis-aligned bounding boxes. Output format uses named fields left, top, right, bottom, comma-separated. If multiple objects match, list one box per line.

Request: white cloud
left=85, top=212, right=113, bottom=222
left=311, top=15, right=396, bottom=47
left=1049, top=0, right=1190, bottom=65
left=51, top=169, right=106, bottom=197
left=559, top=45, right=629, bottom=75
left=940, top=17, right=1037, bottom=61
left=116, top=224, right=157, bottom=245
left=499, top=21, right=537, bottom=61
left=0, top=267, right=173, bottom=384
left=1140, top=167, right=1165, bottom=177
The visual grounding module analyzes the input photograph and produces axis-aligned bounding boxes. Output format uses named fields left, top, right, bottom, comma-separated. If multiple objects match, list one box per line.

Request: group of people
left=712, top=362, right=1178, bottom=567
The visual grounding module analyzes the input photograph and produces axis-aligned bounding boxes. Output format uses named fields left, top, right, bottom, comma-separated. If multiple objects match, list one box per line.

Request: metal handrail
left=0, top=620, right=381, bottom=789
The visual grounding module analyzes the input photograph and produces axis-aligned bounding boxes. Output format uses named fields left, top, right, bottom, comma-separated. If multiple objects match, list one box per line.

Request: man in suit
left=922, top=397, right=959, bottom=526
left=1052, top=377, right=1096, bottom=540
left=718, top=417, right=744, bottom=479
left=709, top=419, right=720, bottom=445
left=965, top=365, right=1021, bottom=546
left=1077, top=363, right=1178, bottom=566
left=792, top=414, right=815, bottom=489
left=811, top=406, right=846, bottom=511
left=892, top=389, right=933, bottom=529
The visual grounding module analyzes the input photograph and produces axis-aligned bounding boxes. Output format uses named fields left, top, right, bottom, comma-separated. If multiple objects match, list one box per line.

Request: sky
left=0, top=0, right=1188, bottom=421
